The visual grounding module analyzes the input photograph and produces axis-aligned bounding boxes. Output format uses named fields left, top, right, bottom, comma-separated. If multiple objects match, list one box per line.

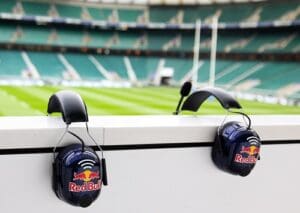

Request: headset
left=48, top=90, right=108, bottom=207
left=175, top=83, right=261, bottom=176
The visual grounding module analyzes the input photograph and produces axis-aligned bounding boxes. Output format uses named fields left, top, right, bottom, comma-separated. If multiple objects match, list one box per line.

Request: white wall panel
left=0, top=145, right=299, bottom=212
left=0, top=115, right=299, bottom=212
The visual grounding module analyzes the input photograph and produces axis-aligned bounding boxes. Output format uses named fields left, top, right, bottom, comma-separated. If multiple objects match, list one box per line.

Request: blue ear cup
left=53, top=143, right=102, bottom=207
left=212, top=121, right=261, bottom=176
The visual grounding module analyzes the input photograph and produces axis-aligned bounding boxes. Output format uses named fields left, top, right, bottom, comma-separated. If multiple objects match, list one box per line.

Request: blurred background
left=0, top=0, right=299, bottom=116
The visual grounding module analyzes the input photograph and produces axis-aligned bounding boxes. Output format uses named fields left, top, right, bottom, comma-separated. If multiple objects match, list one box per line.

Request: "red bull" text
left=69, top=170, right=101, bottom=192
left=234, top=145, right=260, bottom=164
left=234, top=154, right=257, bottom=164
left=69, top=181, right=101, bottom=192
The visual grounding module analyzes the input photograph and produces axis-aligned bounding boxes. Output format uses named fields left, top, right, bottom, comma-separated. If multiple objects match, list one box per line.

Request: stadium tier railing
left=0, top=115, right=300, bottom=212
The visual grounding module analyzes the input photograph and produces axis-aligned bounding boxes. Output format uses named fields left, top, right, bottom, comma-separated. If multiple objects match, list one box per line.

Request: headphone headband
left=47, top=90, right=88, bottom=124
left=181, top=87, right=242, bottom=112
left=179, top=87, right=251, bottom=128
left=48, top=91, right=104, bottom=160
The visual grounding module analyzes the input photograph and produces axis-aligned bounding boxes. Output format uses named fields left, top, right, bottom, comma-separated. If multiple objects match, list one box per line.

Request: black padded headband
left=181, top=87, right=242, bottom=112
left=47, top=90, right=88, bottom=124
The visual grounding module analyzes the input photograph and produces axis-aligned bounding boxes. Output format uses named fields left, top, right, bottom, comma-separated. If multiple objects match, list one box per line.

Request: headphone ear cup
left=52, top=162, right=58, bottom=196
left=53, top=143, right=102, bottom=207
left=212, top=121, right=261, bottom=176
left=53, top=144, right=82, bottom=202
left=212, top=130, right=227, bottom=171
left=225, top=125, right=261, bottom=176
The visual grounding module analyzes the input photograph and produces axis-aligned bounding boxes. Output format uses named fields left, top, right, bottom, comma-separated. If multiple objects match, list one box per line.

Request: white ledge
left=0, top=115, right=299, bottom=149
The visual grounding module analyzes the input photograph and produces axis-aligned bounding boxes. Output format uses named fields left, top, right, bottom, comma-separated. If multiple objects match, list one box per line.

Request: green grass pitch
left=0, top=86, right=299, bottom=116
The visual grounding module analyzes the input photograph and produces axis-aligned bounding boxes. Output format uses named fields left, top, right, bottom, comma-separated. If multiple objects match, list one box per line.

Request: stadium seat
left=216, top=61, right=258, bottom=85
left=165, top=58, right=193, bottom=81
left=0, top=0, right=16, bottom=13
left=88, top=31, right=113, bottom=48
left=94, top=55, right=128, bottom=79
left=22, top=1, right=50, bottom=16
left=0, top=50, right=27, bottom=77
left=114, top=31, right=140, bottom=49
left=252, top=62, right=300, bottom=90
left=118, top=9, right=144, bottom=22
left=260, top=1, right=300, bottom=22
left=0, top=24, right=16, bottom=43
left=63, top=54, right=105, bottom=80
left=88, top=7, right=112, bottom=21
left=54, top=28, right=83, bottom=47
left=17, top=25, right=50, bottom=45
left=129, top=56, right=159, bottom=80
left=55, top=3, right=82, bottom=19
left=148, top=32, right=175, bottom=50
left=219, top=4, right=256, bottom=23
left=149, top=7, right=178, bottom=23
left=198, top=60, right=233, bottom=83
left=27, top=52, right=65, bottom=79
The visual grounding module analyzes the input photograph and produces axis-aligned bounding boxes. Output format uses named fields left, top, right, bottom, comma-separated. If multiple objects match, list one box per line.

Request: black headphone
left=48, top=90, right=108, bottom=207
left=176, top=84, right=261, bottom=176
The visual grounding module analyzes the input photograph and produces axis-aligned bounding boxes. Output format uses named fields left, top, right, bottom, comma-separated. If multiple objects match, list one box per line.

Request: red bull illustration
left=69, top=170, right=101, bottom=192
left=240, top=145, right=260, bottom=156
left=73, top=170, right=100, bottom=182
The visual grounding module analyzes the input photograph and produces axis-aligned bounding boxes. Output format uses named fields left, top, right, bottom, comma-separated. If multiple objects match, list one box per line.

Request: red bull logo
left=69, top=170, right=101, bottom=192
left=234, top=145, right=260, bottom=164
left=240, top=145, right=260, bottom=156
left=73, top=170, right=100, bottom=182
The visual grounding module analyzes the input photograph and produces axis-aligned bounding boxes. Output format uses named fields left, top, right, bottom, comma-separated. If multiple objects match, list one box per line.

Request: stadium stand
left=0, top=23, right=300, bottom=52
left=0, top=0, right=299, bottom=23
left=0, top=0, right=299, bottom=104
left=0, top=48, right=298, bottom=94
left=149, top=1, right=300, bottom=24
left=0, top=22, right=298, bottom=53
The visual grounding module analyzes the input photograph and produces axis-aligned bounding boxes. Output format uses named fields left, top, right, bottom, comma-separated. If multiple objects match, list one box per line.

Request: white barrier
left=0, top=115, right=300, bottom=212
